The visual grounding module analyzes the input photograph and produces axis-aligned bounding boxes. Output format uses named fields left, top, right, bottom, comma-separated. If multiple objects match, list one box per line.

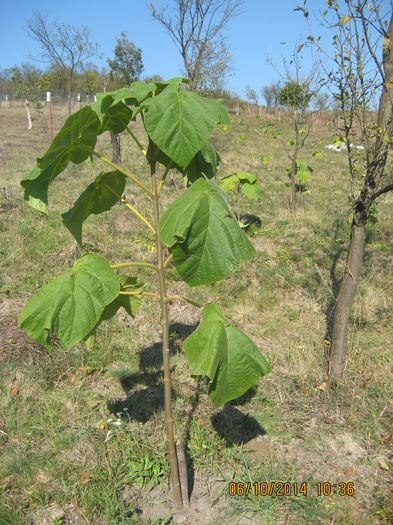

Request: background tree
left=26, top=11, right=99, bottom=115
left=107, top=33, right=144, bottom=165
left=261, top=80, right=281, bottom=113
left=78, top=68, right=99, bottom=102
left=278, top=80, right=312, bottom=109
left=314, top=91, right=330, bottom=112
left=245, top=84, right=258, bottom=113
left=107, top=32, right=144, bottom=87
left=0, top=69, right=12, bottom=107
left=271, top=43, right=319, bottom=215
left=9, top=64, right=42, bottom=129
left=300, top=0, right=393, bottom=379
left=151, top=0, right=242, bottom=91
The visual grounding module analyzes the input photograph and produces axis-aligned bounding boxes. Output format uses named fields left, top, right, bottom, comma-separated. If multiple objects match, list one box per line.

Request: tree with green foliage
left=9, top=64, right=42, bottom=129
left=299, top=0, right=393, bottom=379
left=278, top=81, right=312, bottom=110
left=18, top=78, right=270, bottom=508
left=107, top=32, right=144, bottom=87
left=107, top=33, right=144, bottom=164
left=78, top=69, right=99, bottom=102
left=272, top=45, right=319, bottom=215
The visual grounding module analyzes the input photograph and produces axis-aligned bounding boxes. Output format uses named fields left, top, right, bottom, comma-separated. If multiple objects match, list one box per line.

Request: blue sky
left=0, top=1, right=389, bottom=97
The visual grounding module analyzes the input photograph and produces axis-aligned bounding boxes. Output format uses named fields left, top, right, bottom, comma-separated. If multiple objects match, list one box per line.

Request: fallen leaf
left=325, top=417, right=335, bottom=425
left=96, top=420, right=106, bottom=430
left=379, top=460, right=390, bottom=471
left=80, top=473, right=90, bottom=484
left=8, top=385, right=18, bottom=396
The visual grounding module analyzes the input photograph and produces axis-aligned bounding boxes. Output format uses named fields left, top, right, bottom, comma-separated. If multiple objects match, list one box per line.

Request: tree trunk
left=25, top=99, right=32, bottom=130
left=329, top=220, right=366, bottom=379
left=150, top=157, right=183, bottom=508
left=67, top=73, right=73, bottom=116
left=110, top=131, right=121, bottom=164
left=290, top=158, right=296, bottom=216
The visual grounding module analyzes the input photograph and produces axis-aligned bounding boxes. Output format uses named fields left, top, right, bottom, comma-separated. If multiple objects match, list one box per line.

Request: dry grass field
left=0, top=100, right=392, bottom=524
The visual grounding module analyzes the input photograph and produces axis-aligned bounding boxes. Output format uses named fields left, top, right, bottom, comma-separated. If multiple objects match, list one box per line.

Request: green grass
left=0, top=103, right=392, bottom=524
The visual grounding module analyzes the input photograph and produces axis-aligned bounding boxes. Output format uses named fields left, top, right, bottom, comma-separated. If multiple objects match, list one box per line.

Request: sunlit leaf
left=21, top=107, right=100, bottom=213
left=19, top=254, right=120, bottom=349
left=183, top=304, right=271, bottom=407
left=159, top=178, right=255, bottom=286
left=144, top=83, right=229, bottom=167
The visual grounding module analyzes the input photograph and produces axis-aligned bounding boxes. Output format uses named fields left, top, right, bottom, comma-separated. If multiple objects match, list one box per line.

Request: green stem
left=93, top=151, right=153, bottom=198
left=121, top=199, right=156, bottom=234
left=166, top=295, right=203, bottom=309
left=105, top=186, right=155, bottom=234
left=111, top=262, right=159, bottom=272
left=158, top=161, right=173, bottom=196
left=119, top=291, right=161, bottom=300
left=163, top=253, right=173, bottom=268
left=150, top=141, right=183, bottom=508
left=126, top=126, right=147, bottom=156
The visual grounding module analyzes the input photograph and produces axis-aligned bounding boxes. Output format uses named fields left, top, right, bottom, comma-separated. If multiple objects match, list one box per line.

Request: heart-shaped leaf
left=159, top=178, right=255, bottom=286
left=21, top=106, right=100, bottom=213
left=61, top=171, right=125, bottom=244
left=144, top=84, right=229, bottom=167
left=183, top=304, right=271, bottom=407
left=19, top=254, right=120, bottom=349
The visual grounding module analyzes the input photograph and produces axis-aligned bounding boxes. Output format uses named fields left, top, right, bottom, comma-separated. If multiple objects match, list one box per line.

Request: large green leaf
left=94, top=82, right=157, bottom=122
left=21, top=106, right=100, bottom=213
left=242, top=182, right=262, bottom=200
left=220, top=174, right=239, bottom=192
left=61, top=171, right=125, bottom=244
left=159, top=178, right=256, bottom=286
left=184, top=142, right=221, bottom=185
left=18, top=254, right=120, bottom=349
left=183, top=304, right=271, bottom=407
left=144, top=85, right=229, bottom=167
left=100, top=102, right=133, bottom=134
left=220, top=172, right=262, bottom=201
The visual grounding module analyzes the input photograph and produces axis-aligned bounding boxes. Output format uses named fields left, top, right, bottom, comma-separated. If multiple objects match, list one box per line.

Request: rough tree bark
left=110, top=131, right=121, bottom=165
left=329, top=10, right=393, bottom=379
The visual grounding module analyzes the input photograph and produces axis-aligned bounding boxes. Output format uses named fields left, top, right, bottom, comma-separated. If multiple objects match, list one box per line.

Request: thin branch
left=111, top=262, right=159, bottom=271
left=158, top=161, right=173, bottom=196
left=93, top=151, right=153, bottom=197
left=166, top=295, right=203, bottom=309
left=105, top=185, right=156, bottom=234
left=371, top=182, right=393, bottom=200
left=163, top=253, right=173, bottom=267
left=126, top=126, right=147, bottom=156
left=119, top=290, right=161, bottom=300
